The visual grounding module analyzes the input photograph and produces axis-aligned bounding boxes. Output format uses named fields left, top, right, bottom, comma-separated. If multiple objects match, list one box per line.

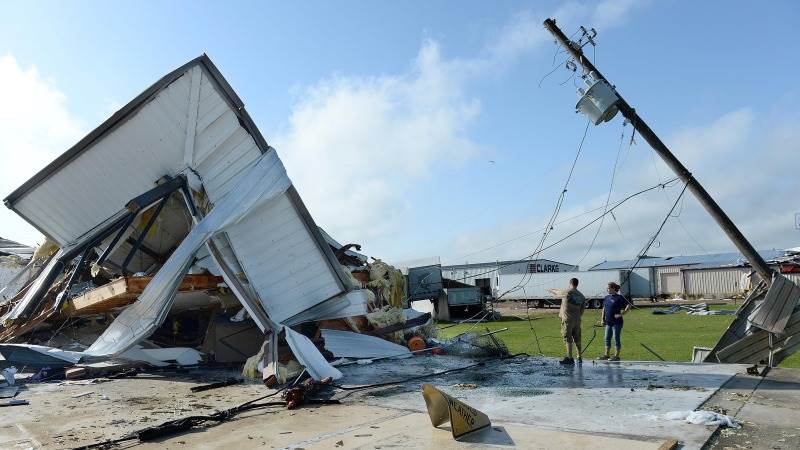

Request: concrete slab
left=0, top=356, right=751, bottom=449
left=0, top=384, right=665, bottom=450
left=277, top=411, right=668, bottom=449
left=703, top=368, right=800, bottom=450
left=341, top=356, right=745, bottom=449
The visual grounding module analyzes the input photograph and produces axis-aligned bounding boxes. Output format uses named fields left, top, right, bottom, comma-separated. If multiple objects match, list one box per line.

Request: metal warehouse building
left=589, top=250, right=797, bottom=298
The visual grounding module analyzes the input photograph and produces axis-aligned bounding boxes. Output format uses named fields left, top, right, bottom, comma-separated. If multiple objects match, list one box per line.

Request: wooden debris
left=64, top=274, right=223, bottom=315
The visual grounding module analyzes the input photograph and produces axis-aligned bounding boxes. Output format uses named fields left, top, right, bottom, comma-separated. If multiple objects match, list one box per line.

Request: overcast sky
left=1, top=0, right=798, bottom=268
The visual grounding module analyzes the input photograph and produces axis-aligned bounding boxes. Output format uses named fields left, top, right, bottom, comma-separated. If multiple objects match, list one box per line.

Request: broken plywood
left=65, top=274, right=223, bottom=315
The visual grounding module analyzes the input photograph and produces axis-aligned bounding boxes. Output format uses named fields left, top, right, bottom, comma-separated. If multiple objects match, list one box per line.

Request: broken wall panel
left=84, top=150, right=291, bottom=357
left=10, top=75, right=193, bottom=246
left=189, top=69, right=263, bottom=205
left=703, top=283, right=767, bottom=363
left=750, top=273, right=800, bottom=334
left=225, top=194, right=344, bottom=324
left=716, top=307, right=800, bottom=365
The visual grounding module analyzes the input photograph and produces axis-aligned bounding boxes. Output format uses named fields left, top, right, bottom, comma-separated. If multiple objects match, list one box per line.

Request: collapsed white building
left=0, top=55, right=369, bottom=380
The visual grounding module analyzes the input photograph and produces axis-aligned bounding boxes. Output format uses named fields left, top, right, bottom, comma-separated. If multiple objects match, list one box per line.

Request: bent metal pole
left=543, top=18, right=773, bottom=284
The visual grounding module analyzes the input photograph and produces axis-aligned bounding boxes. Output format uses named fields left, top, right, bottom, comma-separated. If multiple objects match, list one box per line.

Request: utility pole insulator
left=543, top=18, right=774, bottom=284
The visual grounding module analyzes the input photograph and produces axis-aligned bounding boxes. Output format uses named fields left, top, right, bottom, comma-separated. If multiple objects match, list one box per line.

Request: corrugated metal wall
left=225, top=194, right=343, bottom=323
left=682, top=268, right=800, bottom=298
left=683, top=267, right=749, bottom=298
left=192, top=68, right=262, bottom=204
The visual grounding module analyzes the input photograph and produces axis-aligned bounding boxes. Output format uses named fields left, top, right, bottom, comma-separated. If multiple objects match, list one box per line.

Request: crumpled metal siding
left=225, top=193, right=343, bottom=324
left=321, top=328, right=412, bottom=360
left=13, top=74, right=192, bottom=245
left=750, top=274, right=800, bottom=334
left=10, top=66, right=262, bottom=246
left=716, top=308, right=800, bottom=364
left=6, top=58, right=349, bottom=330
left=192, top=69, right=262, bottom=204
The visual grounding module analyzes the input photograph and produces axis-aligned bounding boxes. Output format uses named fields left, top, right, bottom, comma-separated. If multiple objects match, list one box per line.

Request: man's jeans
left=604, top=323, right=623, bottom=349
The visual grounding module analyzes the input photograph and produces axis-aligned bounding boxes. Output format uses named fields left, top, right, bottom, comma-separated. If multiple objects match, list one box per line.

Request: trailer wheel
left=593, top=299, right=601, bottom=309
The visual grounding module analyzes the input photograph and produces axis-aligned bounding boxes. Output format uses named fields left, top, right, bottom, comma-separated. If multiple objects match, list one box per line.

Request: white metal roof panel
left=12, top=73, right=192, bottom=245
left=225, top=193, right=344, bottom=323
left=321, top=328, right=412, bottom=360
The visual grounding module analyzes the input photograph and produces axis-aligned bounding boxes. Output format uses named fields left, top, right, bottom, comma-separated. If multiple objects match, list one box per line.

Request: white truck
left=496, top=269, right=653, bottom=309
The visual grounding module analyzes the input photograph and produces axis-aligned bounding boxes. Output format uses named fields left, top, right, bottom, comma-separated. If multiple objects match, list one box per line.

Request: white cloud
left=274, top=41, right=480, bottom=244
left=592, top=0, right=649, bottom=28
left=273, top=1, right=650, bottom=254
left=0, top=54, right=84, bottom=246
left=484, top=0, right=648, bottom=66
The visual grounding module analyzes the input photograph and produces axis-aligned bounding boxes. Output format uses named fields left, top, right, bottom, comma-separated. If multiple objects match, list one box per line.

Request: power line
left=573, top=121, right=628, bottom=267
left=445, top=197, right=637, bottom=264
left=539, top=54, right=574, bottom=88
left=619, top=181, right=690, bottom=308
left=499, top=121, right=589, bottom=299
left=648, top=144, right=709, bottom=254
left=445, top=177, right=680, bottom=283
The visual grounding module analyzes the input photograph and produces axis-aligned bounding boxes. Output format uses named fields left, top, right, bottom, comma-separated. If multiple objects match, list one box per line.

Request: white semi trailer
left=497, top=269, right=653, bottom=309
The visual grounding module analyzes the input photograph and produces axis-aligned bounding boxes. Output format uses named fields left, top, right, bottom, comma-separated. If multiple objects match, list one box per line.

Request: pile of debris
left=0, top=236, right=36, bottom=302
left=705, top=272, right=800, bottom=366
left=652, top=303, right=736, bottom=316
left=0, top=55, right=442, bottom=388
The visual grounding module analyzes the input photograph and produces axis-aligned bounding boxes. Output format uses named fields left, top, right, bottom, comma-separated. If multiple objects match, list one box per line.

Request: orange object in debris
left=407, top=336, right=426, bottom=352
left=431, top=347, right=443, bottom=355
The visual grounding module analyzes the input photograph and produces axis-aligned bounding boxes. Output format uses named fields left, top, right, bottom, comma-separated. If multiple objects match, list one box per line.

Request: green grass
left=437, top=305, right=800, bottom=368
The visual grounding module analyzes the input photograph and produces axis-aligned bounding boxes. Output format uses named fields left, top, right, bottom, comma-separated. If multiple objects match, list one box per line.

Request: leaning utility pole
left=543, top=18, right=773, bottom=284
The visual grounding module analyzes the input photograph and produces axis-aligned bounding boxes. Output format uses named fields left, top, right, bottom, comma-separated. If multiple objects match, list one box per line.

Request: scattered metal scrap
left=652, top=303, right=736, bottom=316
left=706, top=273, right=800, bottom=366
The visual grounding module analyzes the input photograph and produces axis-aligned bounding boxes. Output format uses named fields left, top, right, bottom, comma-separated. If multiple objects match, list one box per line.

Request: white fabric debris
left=321, top=329, right=412, bottom=360
left=665, top=410, right=741, bottom=428
left=85, top=151, right=291, bottom=357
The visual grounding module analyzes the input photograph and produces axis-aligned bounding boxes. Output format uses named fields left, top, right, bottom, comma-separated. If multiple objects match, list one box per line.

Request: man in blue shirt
left=598, top=281, right=632, bottom=361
